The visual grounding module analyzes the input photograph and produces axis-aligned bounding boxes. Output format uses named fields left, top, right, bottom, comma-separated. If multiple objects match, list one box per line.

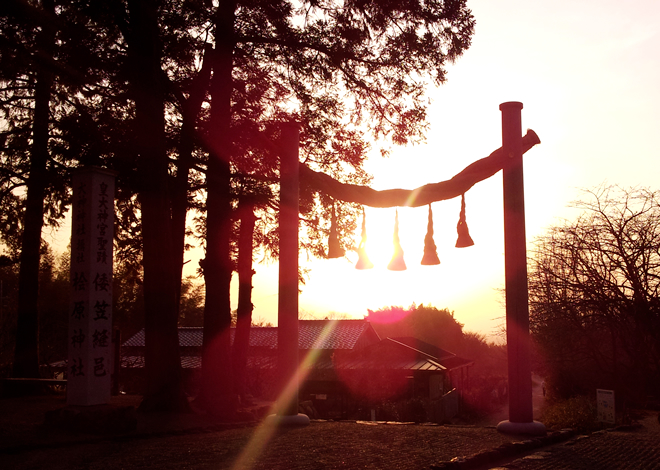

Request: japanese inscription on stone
left=68, top=168, right=116, bottom=406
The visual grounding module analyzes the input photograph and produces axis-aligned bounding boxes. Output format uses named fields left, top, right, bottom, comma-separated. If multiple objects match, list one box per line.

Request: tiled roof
left=122, top=319, right=379, bottom=351
left=119, top=321, right=472, bottom=373
left=332, top=338, right=473, bottom=372
left=335, top=355, right=445, bottom=372
left=387, top=338, right=474, bottom=370
left=297, top=320, right=376, bottom=350
left=433, top=355, right=474, bottom=370
left=388, top=337, right=456, bottom=360
left=122, top=327, right=202, bottom=348
left=332, top=338, right=446, bottom=372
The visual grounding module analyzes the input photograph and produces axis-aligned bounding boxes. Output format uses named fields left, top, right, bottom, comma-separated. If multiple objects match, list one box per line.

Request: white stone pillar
left=67, top=167, right=116, bottom=406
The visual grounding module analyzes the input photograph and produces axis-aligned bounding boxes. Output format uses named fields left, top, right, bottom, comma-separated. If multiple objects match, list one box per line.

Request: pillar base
left=497, top=420, right=546, bottom=436
left=265, top=413, right=310, bottom=427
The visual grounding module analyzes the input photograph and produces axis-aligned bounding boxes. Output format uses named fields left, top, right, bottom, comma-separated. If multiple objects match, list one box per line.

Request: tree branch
left=300, top=129, right=541, bottom=207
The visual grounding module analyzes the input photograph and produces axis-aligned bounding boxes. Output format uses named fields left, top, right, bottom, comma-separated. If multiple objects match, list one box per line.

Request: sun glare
left=230, top=321, right=341, bottom=470
left=291, top=157, right=515, bottom=335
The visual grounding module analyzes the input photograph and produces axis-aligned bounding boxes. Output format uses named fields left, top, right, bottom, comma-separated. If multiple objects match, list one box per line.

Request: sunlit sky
left=223, top=0, right=660, bottom=338
left=44, top=1, right=659, bottom=339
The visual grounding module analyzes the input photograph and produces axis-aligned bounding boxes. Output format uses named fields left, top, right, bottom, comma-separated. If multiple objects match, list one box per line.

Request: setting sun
left=3, top=0, right=660, bottom=464
left=221, top=0, right=660, bottom=341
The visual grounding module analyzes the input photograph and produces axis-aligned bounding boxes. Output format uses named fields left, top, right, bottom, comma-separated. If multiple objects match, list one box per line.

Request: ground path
left=480, top=374, right=546, bottom=427
left=476, top=413, right=660, bottom=470
left=2, top=394, right=659, bottom=469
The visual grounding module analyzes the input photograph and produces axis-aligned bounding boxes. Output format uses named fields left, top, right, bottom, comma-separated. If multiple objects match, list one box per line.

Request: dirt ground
left=0, top=393, right=520, bottom=470
left=3, top=393, right=658, bottom=470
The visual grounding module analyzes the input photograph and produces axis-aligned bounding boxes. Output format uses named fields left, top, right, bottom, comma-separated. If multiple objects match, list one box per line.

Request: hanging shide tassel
left=388, top=209, right=407, bottom=271
left=421, top=204, right=441, bottom=265
left=327, top=203, right=345, bottom=258
left=455, top=193, right=475, bottom=248
left=355, top=207, right=373, bottom=270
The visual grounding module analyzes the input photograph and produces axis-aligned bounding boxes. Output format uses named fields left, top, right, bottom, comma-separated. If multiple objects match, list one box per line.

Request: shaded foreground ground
left=1, top=394, right=659, bottom=469
left=501, top=421, right=660, bottom=470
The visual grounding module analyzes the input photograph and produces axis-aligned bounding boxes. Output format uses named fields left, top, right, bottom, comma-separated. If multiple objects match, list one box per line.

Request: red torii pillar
left=497, top=102, right=546, bottom=435
left=270, top=121, right=310, bottom=426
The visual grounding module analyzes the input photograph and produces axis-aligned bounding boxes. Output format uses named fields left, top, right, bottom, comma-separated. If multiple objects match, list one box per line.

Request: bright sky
left=42, top=1, right=659, bottom=340
left=232, top=0, right=660, bottom=338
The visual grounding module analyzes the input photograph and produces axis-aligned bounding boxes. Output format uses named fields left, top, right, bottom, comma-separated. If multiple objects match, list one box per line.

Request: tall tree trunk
left=233, top=200, right=256, bottom=400
left=171, top=45, right=212, bottom=314
left=198, top=0, right=236, bottom=416
left=13, top=0, right=55, bottom=380
left=127, top=0, right=188, bottom=412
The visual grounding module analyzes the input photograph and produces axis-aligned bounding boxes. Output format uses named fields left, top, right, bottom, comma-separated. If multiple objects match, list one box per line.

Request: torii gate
left=274, top=102, right=546, bottom=435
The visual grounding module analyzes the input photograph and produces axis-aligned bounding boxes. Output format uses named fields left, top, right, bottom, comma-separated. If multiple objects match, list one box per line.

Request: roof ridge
left=385, top=337, right=447, bottom=367
left=388, top=336, right=459, bottom=358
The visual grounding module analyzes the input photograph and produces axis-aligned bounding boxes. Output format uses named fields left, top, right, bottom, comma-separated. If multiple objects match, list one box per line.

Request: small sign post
left=597, top=389, right=615, bottom=424
left=67, top=167, right=116, bottom=406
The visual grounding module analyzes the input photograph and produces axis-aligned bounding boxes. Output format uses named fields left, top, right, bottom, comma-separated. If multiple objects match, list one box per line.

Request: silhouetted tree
left=37, top=246, right=69, bottom=368
left=367, top=304, right=465, bottom=353
left=529, top=186, right=660, bottom=401
left=66, top=0, right=210, bottom=410
left=0, top=0, right=203, bottom=405
left=197, top=0, right=475, bottom=415
left=232, top=198, right=256, bottom=399
left=0, top=0, right=57, bottom=379
left=178, top=276, right=205, bottom=327
left=124, top=0, right=190, bottom=411
left=1, top=1, right=476, bottom=413
left=0, top=258, right=19, bottom=374
left=1, top=0, right=131, bottom=380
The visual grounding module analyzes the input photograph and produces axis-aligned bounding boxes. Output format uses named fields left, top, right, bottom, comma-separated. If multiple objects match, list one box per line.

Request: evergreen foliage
left=0, top=0, right=475, bottom=412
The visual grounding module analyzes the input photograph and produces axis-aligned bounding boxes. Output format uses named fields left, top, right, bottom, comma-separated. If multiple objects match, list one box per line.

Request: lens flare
left=404, top=187, right=423, bottom=207
left=230, top=320, right=340, bottom=470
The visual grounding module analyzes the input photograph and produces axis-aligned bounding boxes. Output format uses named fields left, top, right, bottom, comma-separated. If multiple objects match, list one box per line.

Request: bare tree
left=529, top=185, right=660, bottom=400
